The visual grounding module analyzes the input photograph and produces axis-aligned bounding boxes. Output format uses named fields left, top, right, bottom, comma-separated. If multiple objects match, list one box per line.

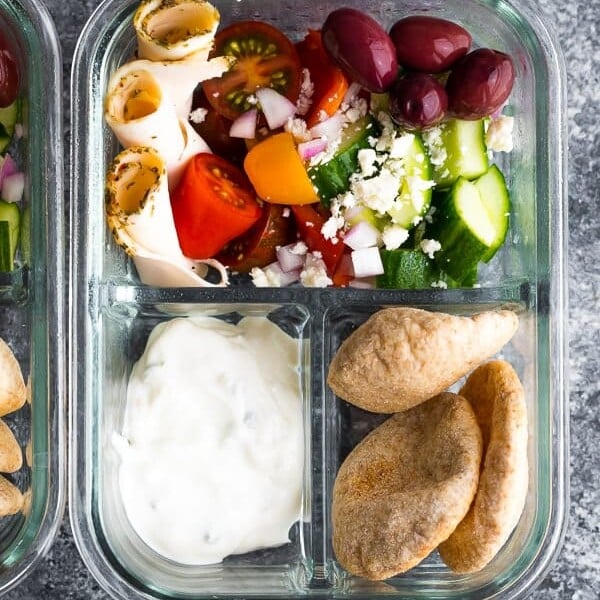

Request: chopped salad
left=105, top=0, right=516, bottom=289
left=0, top=32, right=24, bottom=273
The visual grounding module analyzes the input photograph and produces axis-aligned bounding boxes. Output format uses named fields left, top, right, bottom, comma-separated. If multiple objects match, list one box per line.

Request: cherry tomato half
left=216, top=204, right=295, bottom=272
left=295, top=30, right=349, bottom=128
left=189, top=86, right=247, bottom=167
left=203, top=21, right=302, bottom=120
left=171, top=154, right=262, bottom=259
left=291, top=204, right=344, bottom=274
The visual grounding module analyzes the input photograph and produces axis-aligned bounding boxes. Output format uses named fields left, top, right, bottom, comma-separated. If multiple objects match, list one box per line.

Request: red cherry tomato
left=291, top=204, right=344, bottom=274
left=203, top=21, right=302, bottom=121
left=216, top=204, right=296, bottom=272
left=295, top=30, right=349, bottom=127
left=171, top=154, right=262, bottom=259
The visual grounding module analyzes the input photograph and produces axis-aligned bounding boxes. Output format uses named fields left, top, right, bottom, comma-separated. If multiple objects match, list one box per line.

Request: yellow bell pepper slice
left=243, top=132, right=319, bottom=205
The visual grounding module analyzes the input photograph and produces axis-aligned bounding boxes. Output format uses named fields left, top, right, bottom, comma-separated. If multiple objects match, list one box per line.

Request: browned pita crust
left=0, top=474, right=23, bottom=517
left=438, top=360, right=528, bottom=573
left=0, top=337, right=27, bottom=417
left=332, top=393, right=482, bottom=580
left=328, top=308, right=519, bottom=413
left=0, top=419, right=22, bottom=473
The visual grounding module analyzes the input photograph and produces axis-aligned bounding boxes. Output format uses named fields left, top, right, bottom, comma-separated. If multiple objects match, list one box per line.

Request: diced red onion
left=343, top=221, right=380, bottom=250
left=297, top=138, right=327, bottom=161
left=349, top=277, right=376, bottom=289
left=309, top=113, right=345, bottom=141
left=1, top=172, right=24, bottom=203
left=255, top=88, right=297, bottom=130
left=0, top=154, right=18, bottom=187
left=343, top=82, right=362, bottom=105
left=276, top=243, right=306, bottom=273
left=229, top=109, right=257, bottom=139
left=265, top=262, right=300, bottom=286
left=351, top=247, right=384, bottom=278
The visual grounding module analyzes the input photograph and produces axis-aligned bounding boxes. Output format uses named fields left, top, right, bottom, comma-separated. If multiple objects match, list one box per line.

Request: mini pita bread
left=328, top=308, right=519, bottom=413
left=332, top=393, right=482, bottom=580
left=438, top=360, right=528, bottom=573
left=0, top=337, right=27, bottom=417
left=0, top=474, right=23, bottom=517
left=0, top=419, right=22, bottom=473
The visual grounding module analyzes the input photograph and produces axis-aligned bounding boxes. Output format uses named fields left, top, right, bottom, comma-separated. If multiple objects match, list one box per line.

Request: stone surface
left=5, top=0, right=600, bottom=598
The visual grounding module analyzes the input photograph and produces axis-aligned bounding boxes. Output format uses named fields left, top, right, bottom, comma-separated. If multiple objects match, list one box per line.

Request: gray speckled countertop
left=5, top=0, right=599, bottom=598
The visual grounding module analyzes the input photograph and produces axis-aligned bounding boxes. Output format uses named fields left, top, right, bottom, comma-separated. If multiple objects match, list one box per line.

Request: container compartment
left=322, top=297, right=544, bottom=598
left=0, top=0, right=64, bottom=594
left=83, top=300, right=315, bottom=597
left=70, top=0, right=567, bottom=598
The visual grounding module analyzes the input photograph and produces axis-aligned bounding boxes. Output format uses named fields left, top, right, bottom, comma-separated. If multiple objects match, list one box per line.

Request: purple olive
left=322, top=8, right=398, bottom=93
left=0, top=47, right=19, bottom=108
left=389, top=16, right=472, bottom=73
left=446, top=49, right=515, bottom=119
left=390, top=73, right=448, bottom=130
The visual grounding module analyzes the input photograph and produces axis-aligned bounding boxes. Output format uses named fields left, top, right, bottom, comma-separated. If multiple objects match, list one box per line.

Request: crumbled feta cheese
left=382, top=224, right=409, bottom=250
left=317, top=109, right=328, bottom=123
left=282, top=207, right=290, bottom=218
left=285, top=117, right=311, bottom=142
left=296, top=68, right=314, bottom=116
left=486, top=115, right=514, bottom=152
left=389, top=133, right=415, bottom=159
left=422, top=125, right=447, bottom=167
left=321, top=215, right=345, bottom=240
left=300, top=253, right=332, bottom=287
left=290, top=241, right=308, bottom=255
left=357, top=148, right=378, bottom=177
left=430, top=280, right=448, bottom=289
left=189, top=107, right=208, bottom=124
left=246, top=94, right=258, bottom=105
left=251, top=266, right=281, bottom=287
left=351, top=167, right=399, bottom=214
left=420, top=238, right=442, bottom=259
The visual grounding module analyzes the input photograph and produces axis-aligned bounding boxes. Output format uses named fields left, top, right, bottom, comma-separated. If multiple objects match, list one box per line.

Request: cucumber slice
left=0, top=200, right=20, bottom=271
left=429, top=177, right=494, bottom=283
left=377, top=248, right=441, bottom=289
left=308, top=115, right=377, bottom=205
left=387, top=133, right=433, bottom=228
left=423, top=119, right=488, bottom=188
left=0, top=101, right=18, bottom=153
left=475, top=165, right=510, bottom=262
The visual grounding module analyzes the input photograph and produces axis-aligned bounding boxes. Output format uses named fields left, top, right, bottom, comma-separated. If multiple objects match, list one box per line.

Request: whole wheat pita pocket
left=0, top=337, right=27, bottom=417
left=332, top=393, right=482, bottom=580
left=438, top=360, right=528, bottom=573
left=328, top=308, right=518, bottom=413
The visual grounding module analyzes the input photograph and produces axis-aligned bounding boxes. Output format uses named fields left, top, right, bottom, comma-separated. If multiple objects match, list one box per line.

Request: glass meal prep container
left=70, top=0, right=568, bottom=598
left=0, top=0, right=65, bottom=594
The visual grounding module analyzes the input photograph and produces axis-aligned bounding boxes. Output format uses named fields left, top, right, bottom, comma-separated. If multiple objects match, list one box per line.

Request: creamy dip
left=116, top=316, right=304, bottom=564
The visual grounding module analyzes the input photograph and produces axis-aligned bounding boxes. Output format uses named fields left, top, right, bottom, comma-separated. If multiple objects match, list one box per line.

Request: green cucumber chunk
left=475, top=165, right=511, bottom=262
left=377, top=249, right=440, bottom=289
left=308, top=116, right=377, bottom=205
left=387, top=133, right=433, bottom=228
left=0, top=101, right=18, bottom=153
left=0, top=200, right=20, bottom=271
left=429, top=177, right=494, bottom=283
left=423, top=119, right=488, bottom=188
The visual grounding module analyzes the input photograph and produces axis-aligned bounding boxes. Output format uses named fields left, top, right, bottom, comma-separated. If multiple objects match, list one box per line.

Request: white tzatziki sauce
left=116, top=316, right=304, bottom=565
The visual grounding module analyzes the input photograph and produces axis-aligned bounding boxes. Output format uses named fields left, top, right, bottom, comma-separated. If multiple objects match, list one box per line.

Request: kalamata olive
left=322, top=8, right=398, bottom=93
left=390, top=16, right=471, bottom=73
left=0, top=48, right=19, bottom=108
left=446, top=49, right=515, bottom=119
left=389, top=73, right=448, bottom=130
